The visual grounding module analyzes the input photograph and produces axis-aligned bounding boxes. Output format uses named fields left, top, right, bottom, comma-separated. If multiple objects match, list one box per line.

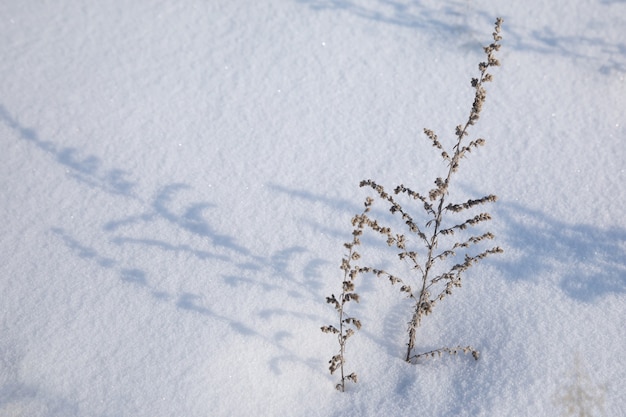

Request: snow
left=1, top=0, right=624, bottom=416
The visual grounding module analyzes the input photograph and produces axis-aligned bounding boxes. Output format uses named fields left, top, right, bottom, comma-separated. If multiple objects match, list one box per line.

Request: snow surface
left=1, top=0, right=624, bottom=416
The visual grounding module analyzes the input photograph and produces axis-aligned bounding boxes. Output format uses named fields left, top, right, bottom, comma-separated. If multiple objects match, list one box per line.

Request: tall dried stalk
left=323, top=18, right=504, bottom=390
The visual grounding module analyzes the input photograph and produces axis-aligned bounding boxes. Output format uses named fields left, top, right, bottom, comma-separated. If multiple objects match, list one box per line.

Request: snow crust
left=1, top=0, right=624, bottom=415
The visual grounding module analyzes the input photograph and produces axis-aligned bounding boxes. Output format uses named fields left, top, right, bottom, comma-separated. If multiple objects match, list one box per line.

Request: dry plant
left=554, top=355, right=606, bottom=417
left=322, top=18, right=504, bottom=391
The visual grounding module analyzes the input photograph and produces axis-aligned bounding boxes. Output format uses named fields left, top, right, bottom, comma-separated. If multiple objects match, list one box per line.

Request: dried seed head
left=342, top=280, right=355, bottom=291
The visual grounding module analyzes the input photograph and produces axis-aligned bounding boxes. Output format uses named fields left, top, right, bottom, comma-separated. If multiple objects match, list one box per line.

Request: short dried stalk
left=321, top=198, right=373, bottom=391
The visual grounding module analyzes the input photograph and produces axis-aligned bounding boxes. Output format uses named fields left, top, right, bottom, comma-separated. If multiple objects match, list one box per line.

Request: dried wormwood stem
left=323, top=18, right=504, bottom=390
left=403, top=16, right=504, bottom=363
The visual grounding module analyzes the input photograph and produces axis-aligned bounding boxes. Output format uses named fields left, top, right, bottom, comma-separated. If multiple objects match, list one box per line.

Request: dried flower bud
left=321, top=325, right=340, bottom=334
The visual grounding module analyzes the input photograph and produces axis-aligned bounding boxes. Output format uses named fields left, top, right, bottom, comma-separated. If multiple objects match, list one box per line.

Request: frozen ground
left=0, top=0, right=624, bottom=416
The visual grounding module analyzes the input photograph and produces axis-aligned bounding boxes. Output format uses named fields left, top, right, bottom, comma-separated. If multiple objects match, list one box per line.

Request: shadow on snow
left=0, top=103, right=328, bottom=380
left=296, top=0, right=626, bottom=73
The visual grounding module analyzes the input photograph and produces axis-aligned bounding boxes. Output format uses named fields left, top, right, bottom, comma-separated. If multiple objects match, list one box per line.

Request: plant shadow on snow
left=103, top=183, right=253, bottom=260
left=101, top=185, right=328, bottom=375
left=297, top=0, right=626, bottom=73
left=55, top=185, right=326, bottom=375
left=1, top=104, right=327, bottom=378
left=494, top=201, right=626, bottom=302
left=87, top=182, right=327, bottom=373
left=297, top=0, right=482, bottom=40
left=0, top=344, right=80, bottom=417
left=0, top=104, right=137, bottom=197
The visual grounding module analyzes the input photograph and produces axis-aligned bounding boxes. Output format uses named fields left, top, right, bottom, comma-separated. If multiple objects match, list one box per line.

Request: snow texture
left=1, top=0, right=624, bottom=416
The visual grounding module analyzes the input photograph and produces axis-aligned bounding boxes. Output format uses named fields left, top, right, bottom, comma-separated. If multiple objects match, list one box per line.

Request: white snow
left=1, top=0, right=624, bottom=416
